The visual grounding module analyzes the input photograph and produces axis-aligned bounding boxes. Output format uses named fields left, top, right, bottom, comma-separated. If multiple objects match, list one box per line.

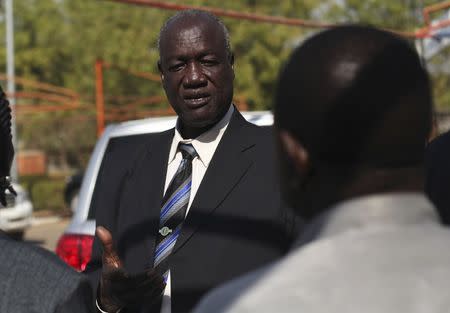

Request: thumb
left=96, top=226, right=122, bottom=269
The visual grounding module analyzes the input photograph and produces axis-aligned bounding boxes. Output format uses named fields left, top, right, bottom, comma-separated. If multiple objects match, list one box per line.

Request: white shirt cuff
left=96, top=299, right=122, bottom=313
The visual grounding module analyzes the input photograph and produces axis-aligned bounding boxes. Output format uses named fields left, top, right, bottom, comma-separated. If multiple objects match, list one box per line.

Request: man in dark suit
left=0, top=89, right=93, bottom=313
left=85, top=9, right=295, bottom=313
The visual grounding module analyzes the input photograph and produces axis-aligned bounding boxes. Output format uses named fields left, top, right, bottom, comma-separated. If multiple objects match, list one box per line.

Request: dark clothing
left=85, top=110, right=297, bottom=312
left=0, top=231, right=93, bottom=313
left=426, top=130, right=450, bottom=224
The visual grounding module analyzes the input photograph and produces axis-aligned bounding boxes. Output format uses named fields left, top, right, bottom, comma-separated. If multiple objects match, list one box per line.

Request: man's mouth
left=183, top=93, right=211, bottom=107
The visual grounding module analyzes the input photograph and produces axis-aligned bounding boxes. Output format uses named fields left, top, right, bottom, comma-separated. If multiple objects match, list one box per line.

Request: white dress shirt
left=194, top=192, right=450, bottom=313
left=161, top=104, right=234, bottom=313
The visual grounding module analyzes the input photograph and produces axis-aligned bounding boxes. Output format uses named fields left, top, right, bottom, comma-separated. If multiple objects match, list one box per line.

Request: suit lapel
left=173, top=110, right=256, bottom=252
left=120, top=129, right=173, bottom=271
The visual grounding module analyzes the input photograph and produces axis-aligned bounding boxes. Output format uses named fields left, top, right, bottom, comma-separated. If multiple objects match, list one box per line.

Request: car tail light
left=56, top=234, right=94, bottom=272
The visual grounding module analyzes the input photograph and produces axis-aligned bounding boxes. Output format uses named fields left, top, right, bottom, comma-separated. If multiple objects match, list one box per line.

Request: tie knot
left=178, top=143, right=198, bottom=161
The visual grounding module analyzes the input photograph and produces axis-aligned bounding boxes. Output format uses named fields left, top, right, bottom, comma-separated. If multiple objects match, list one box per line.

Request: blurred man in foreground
left=0, top=89, right=93, bottom=313
left=194, top=25, right=450, bottom=313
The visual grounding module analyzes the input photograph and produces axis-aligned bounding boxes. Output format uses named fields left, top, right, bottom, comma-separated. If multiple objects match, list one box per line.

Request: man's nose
left=183, top=62, right=207, bottom=88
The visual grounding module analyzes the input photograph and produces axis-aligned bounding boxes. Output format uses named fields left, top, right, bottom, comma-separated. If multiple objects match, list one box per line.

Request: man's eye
left=168, top=63, right=184, bottom=71
left=201, top=59, right=218, bottom=66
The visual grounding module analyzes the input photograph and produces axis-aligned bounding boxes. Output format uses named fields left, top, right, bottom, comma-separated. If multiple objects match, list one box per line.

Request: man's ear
left=279, top=130, right=310, bottom=177
left=157, top=60, right=164, bottom=81
left=229, top=52, right=235, bottom=78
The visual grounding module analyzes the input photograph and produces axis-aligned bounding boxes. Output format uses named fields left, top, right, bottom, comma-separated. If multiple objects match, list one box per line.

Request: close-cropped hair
left=157, top=9, right=232, bottom=59
left=275, top=25, right=432, bottom=168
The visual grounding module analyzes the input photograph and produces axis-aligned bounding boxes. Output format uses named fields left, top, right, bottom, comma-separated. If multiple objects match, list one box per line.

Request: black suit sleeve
left=84, top=135, right=151, bottom=293
left=84, top=138, right=134, bottom=291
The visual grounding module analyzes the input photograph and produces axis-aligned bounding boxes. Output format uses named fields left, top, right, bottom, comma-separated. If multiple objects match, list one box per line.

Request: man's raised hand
left=96, top=226, right=166, bottom=312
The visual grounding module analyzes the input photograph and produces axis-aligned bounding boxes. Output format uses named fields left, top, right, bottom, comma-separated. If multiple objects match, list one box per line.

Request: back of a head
left=275, top=25, right=432, bottom=169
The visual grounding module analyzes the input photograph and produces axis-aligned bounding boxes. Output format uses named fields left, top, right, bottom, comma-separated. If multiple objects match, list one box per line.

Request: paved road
left=24, top=217, right=70, bottom=252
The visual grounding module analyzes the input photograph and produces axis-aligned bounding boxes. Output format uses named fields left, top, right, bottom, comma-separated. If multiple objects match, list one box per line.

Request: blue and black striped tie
left=153, top=143, right=198, bottom=279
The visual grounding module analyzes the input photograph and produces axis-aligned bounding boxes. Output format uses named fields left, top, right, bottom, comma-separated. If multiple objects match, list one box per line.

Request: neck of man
left=178, top=122, right=216, bottom=140
left=299, top=165, right=425, bottom=221
left=177, top=105, right=231, bottom=139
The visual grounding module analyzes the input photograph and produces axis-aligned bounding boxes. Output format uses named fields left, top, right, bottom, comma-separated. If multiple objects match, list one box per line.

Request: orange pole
left=13, top=91, right=76, bottom=103
left=103, top=62, right=161, bottom=81
left=0, top=74, right=79, bottom=98
left=95, top=59, right=105, bottom=137
left=15, top=103, right=81, bottom=113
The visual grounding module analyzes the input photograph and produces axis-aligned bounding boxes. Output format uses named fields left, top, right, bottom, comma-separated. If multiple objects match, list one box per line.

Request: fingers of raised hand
left=97, top=227, right=166, bottom=308
left=96, top=226, right=122, bottom=269
left=110, top=269, right=166, bottom=305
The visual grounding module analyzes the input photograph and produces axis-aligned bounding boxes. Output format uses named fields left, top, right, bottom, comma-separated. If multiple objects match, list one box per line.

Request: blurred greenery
left=0, top=0, right=447, bottom=173
left=21, top=175, right=66, bottom=213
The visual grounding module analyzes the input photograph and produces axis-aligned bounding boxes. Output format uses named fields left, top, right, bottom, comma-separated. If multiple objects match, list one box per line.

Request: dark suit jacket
left=0, top=232, right=93, bottom=313
left=426, top=130, right=450, bottom=224
left=85, top=110, right=297, bottom=312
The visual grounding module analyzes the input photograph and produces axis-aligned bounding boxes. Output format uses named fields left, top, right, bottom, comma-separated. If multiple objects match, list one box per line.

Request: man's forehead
left=172, top=24, right=205, bottom=47
left=160, top=20, right=225, bottom=60
left=161, top=15, right=222, bottom=44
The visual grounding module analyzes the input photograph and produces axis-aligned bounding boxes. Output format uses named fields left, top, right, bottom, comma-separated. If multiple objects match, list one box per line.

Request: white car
left=0, top=183, right=33, bottom=239
left=56, top=111, right=273, bottom=271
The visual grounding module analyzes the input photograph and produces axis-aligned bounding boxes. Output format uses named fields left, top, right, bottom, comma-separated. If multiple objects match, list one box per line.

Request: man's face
left=158, top=17, right=234, bottom=130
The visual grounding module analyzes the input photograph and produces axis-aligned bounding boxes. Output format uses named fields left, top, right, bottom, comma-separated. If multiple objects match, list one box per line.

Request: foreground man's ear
left=157, top=61, right=164, bottom=81
left=229, top=52, right=235, bottom=79
left=279, top=130, right=310, bottom=177
left=229, top=52, right=235, bottom=66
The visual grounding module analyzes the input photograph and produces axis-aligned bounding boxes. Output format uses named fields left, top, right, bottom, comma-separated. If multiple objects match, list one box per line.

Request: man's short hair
left=275, top=25, right=432, bottom=168
left=157, top=9, right=232, bottom=59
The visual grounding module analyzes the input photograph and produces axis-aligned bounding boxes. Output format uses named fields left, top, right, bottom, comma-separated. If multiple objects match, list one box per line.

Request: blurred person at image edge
left=0, top=87, right=93, bottom=313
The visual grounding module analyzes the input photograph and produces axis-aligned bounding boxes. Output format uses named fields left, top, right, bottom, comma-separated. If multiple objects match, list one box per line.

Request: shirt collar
left=295, top=192, right=439, bottom=248
left=168, top=104, right=234, bottom=167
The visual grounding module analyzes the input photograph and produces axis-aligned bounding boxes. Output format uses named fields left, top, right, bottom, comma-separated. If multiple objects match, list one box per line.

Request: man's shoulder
left=105, top=127, right=174, bottom=169
left=234, top=119, right=275, bottom=149
left=193, top=263, right=276, bottom=313
left=108, top=127, right=174, bottom=148
left=283, top=223, right=450, bottom=294
left=0, top=237, right=82, bottom=281
left=220, top=110, right=276, bottom=156
left=237, top=115, right=274, bottom=134
left=195, top=224, right=450, bottom=313
left=231, top=109, right=273, bottom=133
left=298, top=221, right=450, bottom=263
left=0, top=237, right=90, bottom=311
